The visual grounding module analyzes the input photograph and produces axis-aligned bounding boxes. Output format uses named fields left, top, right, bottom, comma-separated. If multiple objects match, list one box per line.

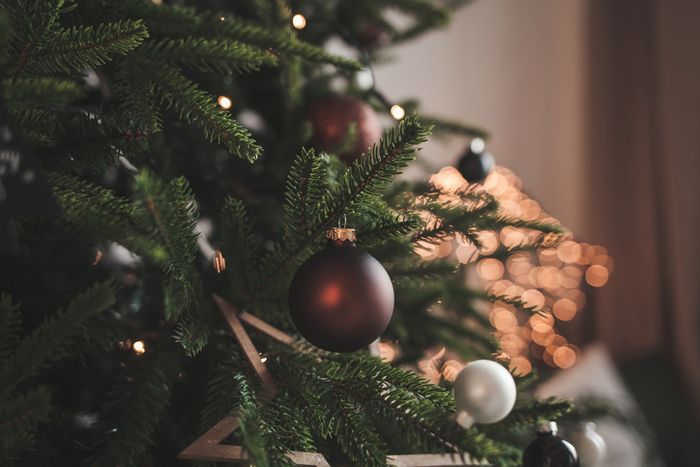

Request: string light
left=132, top=340, right=146, bottom=355
left=292, top=14, right=307, bottom=30
left=422, top=164, right=612, bottom=374
left=217, top=95, right=232, bottom=110
left=390, top=104, right=405, bottom=120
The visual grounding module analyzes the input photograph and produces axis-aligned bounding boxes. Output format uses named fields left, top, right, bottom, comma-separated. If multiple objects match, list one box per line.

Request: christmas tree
left=0, top=1, right=597, bottom=465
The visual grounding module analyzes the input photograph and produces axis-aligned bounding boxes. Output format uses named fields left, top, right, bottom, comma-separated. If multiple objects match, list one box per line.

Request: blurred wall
left=374, top=0, right=700, bottom=427
left=374, top=0, right=588, bottom=234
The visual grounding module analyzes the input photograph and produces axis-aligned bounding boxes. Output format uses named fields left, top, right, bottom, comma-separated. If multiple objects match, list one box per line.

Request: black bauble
left=288, top=228, right=394, bottom=352
left=456, top=144, right=495, bottom=183
left=523, top=422, right=579, bottom=467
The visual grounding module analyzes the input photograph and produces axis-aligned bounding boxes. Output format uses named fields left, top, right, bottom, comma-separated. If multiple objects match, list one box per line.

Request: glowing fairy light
left=390, top=104, right=405, bottom=120
left=292, top=14, right=307, bottom=30
left=217, top=95, right=232, bottom=110
left=132, top=340, right=146, bottom=355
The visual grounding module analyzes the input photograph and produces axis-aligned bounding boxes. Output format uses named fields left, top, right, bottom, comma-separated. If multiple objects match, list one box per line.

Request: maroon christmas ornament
left=356, top=23, right=391, bottom=49
left=288, top=227, right=394, bottom=352
left=306, top=95, right=382, bottom=163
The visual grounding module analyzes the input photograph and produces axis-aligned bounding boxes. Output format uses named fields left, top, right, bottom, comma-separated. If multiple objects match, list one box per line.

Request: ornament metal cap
left=537, top=421, right=558, bottom=435
left=326, top=227, right=356, bottom=244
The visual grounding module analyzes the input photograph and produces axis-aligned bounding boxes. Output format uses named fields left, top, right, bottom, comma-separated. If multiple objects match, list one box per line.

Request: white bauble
left=454, top=360, right=516, bottom=426
left=571, top=422, right=607, bottom=467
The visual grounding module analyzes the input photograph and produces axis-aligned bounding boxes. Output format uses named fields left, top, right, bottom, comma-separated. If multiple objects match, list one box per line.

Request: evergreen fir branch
left=253, top=116, right=430, bottom=298
left=1, top=77, right=83, bottom=108
left=92, top=351, right=180, bottom=467
left=282, top=148, right=329, bottom=246
left=486, top=293, right=545, bottom=315
left=238, top=377, right=297, bottom=467
left=0, top=295, right=21, bottom=361
left=137, top=38, right=277, bottom=74
left=498, top=397, right=574, bottom=429
left=220, top=197, right=262, bottom=298
left=419, top=116, right=489, bottom=139
left=8, top=108, right=58, bottom=146
left=411, top=199, right=499, bottom=245
left=149, top=64, right=261, bottom=161
left=0, top=387, right=51, bottom=461
left=135, top=172, right=200, bottom=321
left=0, top=281, right=115, bottom=401
left=118, top=1, right=361, bottom=70
left=49, top=172, right=160, bottom=258
left=318, top=383, right=387, bottom=466
left=357, top=214, right=422, bottom=247
left=172, top=310, right=210, bottom=357
left=387, top=259, right=457, bottom=280
left=114, top=62, right=163, bottom=134
left=209, top=15, right=363, bottom=71
left=15, top=19, right=149, bottom=75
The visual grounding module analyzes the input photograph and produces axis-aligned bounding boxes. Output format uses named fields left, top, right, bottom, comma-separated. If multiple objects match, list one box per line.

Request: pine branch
left=138, top=38, right=277, bottom=73
left=8, top=108, right=58, bottom=146
left=0, top=295, right=21, bottom=361
left=357, top=214, right=422, bottom=247
left=1, top=77, right=83, bottom=108
left=49, top=173, right=160, bottom=258
left=282, top=148, right=329, bottom=246
left=0, top=387, right=51, bottom=461
left=0, top=281, right=115, bottom=401
left=220, top=198, right=262, bottom=298
left=254, top=115, right=430, bottom=297
left=134, top=172, right=199, bottom=319
left=114, top=62, right=163, bottom=134
left=14, top=19, right=149, bottom=75
left=419, top=116, right=489, bottom=139
left=149, top=64, right=261, bottom=161
left=211, top=16, right=363, bottom=71
left=92, top=351, right=180, bottom=467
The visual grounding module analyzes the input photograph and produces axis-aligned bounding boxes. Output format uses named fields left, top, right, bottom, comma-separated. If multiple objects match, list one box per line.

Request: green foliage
left=0, top=281, right=115, bottom=401
left=12, top=19, right=149, bottom=75
left=92, top=351, right=180, bottom=467
left=1, top=77, right=83, bottom=108
left=0, top=0, right=588, bottom=464
left=220, top=197, right=262, bottom=298
left=149, top=64, right=261, bottom=161
left=137, top=37, right=277, bottom=73
left=0, top=296, right=21, bottom=361
left=0, top=387, right=52, bottom=462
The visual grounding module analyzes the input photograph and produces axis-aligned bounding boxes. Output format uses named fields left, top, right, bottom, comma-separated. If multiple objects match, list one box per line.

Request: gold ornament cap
left=326, top=227, right=357, bottom=246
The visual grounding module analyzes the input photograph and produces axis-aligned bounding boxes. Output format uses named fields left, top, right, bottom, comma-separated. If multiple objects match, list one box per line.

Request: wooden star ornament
left=179, top=296, right=480, bottom=466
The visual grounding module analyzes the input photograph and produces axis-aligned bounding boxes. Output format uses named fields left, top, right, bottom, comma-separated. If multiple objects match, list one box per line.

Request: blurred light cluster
left=417, top=165, right=614, bottom=375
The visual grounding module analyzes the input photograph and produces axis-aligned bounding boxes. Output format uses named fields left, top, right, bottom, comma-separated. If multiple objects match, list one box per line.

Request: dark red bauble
left=356, top=23, right=391, bottom=49
left=306, top=95, right=382, bottom=163
left=288, top=229, right=394, bottom=352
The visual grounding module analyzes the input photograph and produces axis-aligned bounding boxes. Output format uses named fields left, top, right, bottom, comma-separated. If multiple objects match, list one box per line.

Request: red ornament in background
left=306, top=94, right=382, bottom=163
left=288, top=227, right=394, bottom=352
left=356, top=23, right=391, bottom=49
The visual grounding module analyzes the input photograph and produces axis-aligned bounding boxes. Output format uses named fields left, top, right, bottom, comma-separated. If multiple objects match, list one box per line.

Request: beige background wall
left=374, top=0, right=588, bottom=235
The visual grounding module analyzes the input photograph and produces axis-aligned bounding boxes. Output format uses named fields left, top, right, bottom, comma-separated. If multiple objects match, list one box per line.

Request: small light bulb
left=217, top=95, right=232, bottom=110
left=292, top=14, right=307, bottom=30
left=133, top=340, right=146, bottom=355
left=470, top=137, right=485, bottom=153
left=260, top=356, right=268, bottom=363
left=219, top=16, right=226, bottom=22
left=390, top=104, right=405, bottom=120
